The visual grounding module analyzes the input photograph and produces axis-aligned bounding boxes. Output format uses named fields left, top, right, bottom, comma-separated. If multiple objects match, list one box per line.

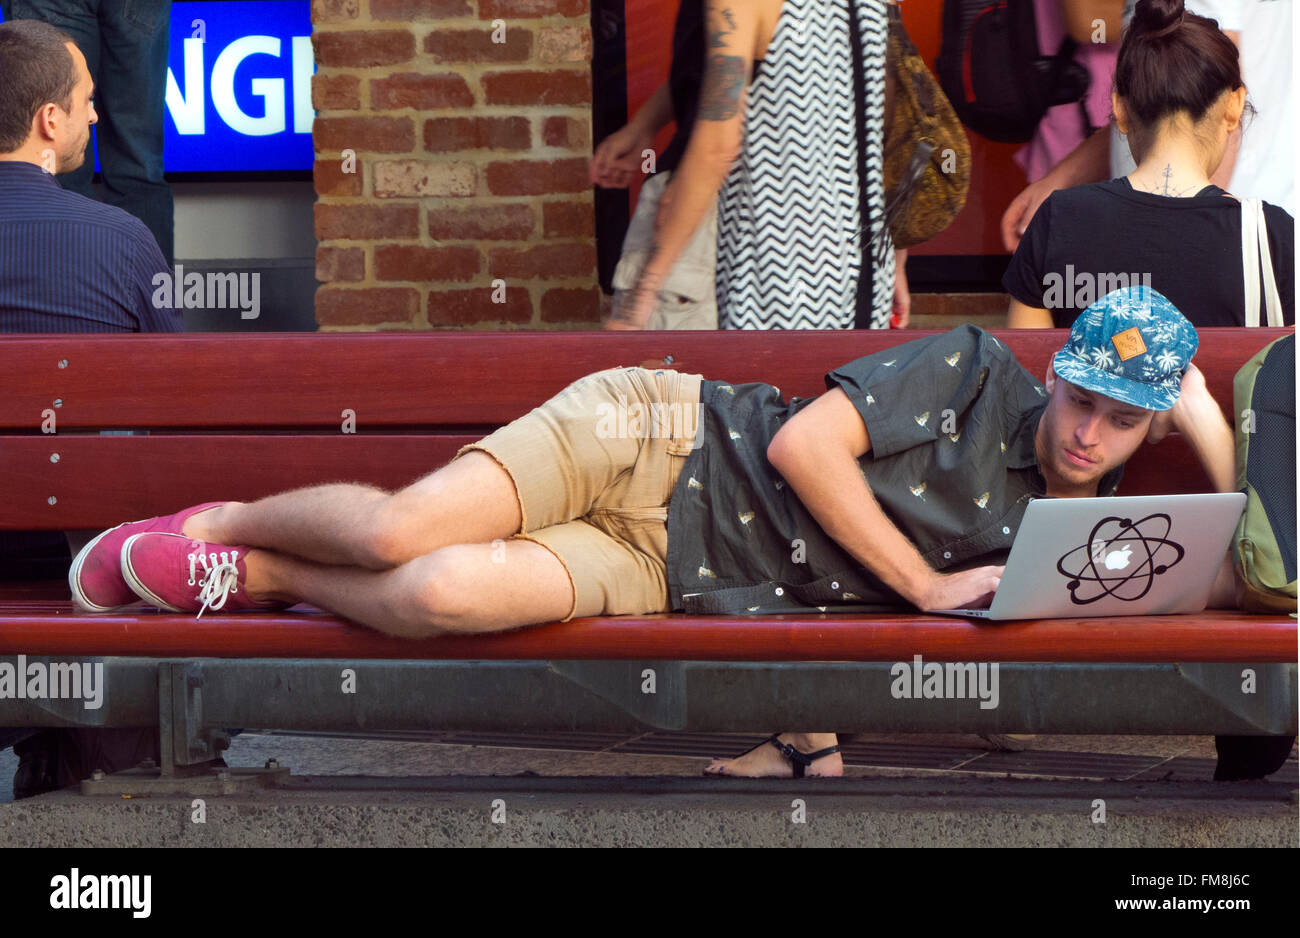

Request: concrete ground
left=1, top=731, right=1295, bottom=846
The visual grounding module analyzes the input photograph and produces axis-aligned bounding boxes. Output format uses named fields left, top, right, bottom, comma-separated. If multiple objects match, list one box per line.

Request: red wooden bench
left=1, top=328, right=1294, bottom=786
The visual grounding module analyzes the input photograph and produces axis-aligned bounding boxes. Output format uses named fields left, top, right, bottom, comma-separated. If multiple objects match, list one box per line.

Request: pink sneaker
left=68, top=502, right=229, bottom=612
left=120, top=532, right=290, bottom=616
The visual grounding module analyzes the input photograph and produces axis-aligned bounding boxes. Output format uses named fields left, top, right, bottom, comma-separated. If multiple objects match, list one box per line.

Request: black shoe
left=12, top=730, right=61, bottom=800
left=1213, top=735, right=1297, bottom=781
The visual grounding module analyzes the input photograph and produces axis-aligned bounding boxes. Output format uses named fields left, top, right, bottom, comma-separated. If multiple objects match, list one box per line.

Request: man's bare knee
left=355, top=496, right=421, bottom=570
left=387, top=549, right=475, bottom=636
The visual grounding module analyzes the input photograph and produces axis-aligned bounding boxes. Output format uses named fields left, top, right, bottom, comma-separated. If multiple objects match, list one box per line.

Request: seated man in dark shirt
left=0, top=19, right=180, bottom=797
left=70, top=287, right=1235, bottom=772
left=0, top=19, right=177, bottom=333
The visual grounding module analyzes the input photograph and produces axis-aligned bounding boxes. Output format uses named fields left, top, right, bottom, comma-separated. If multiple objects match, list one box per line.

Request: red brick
left=424, top=117, right=529, bottom=153
left=375, top=245, right=480, bottom=281
left=316, top=246, right=366, bottom=282
left=371, top=73, right=474, bottom=110
left=542, top=200, right=592, bottom=237
left=537, top=26, right=590, bottom=63
left=373, top=160, right=475, bottom=198
left=312, top=0, right=360, bottom=22
left=312, top=74, right=360, bottom=111
left=314, top=158, right=363, bottom=197
left=427, top=287, right=533, bottom=326
left=540, top=286, right=601, bottom=323
left=541, top=115, right=588, bottom=149
left=489, top=243, right=596, bottom=279
left=314, top=31, right=415, bottom=68
left=317, top=287, right=420, bottom=326
left=371, top=0, right=470, bottom=19
left=428, top=204, right=534, bottom=240
left=478, top=0, right=587, bottom=16
left=485, top=158, right=589, bottom=196
left=314, top=203, right=419, bottom=241
left=423, top=28, right=532, bottom=63
left=482, top=70, right=590, bottom=106
left=315, top=117, right=415, bottom=153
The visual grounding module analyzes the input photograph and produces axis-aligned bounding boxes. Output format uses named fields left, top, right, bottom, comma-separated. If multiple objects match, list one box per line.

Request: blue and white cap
left=1051, top=286, right=1198, bottom=412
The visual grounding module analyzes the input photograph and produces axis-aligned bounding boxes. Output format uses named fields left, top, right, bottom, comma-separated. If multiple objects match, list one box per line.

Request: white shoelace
left=187, top=548, right=241, bottom=618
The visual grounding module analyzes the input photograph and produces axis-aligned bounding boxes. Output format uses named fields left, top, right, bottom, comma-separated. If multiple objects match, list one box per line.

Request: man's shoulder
left=53, top=190, right=159, bottom=254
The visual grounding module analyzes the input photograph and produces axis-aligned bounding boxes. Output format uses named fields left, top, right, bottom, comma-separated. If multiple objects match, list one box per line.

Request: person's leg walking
left=96, top=0, right=173, bottom=263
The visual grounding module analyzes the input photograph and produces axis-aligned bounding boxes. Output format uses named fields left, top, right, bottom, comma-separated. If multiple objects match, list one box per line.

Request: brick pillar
left=311, top=0, right=600, bottom=330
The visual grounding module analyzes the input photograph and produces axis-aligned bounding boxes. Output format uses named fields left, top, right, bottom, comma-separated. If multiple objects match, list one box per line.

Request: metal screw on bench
left=57, top=360, right=67, bottom=369
left=217, top=770, right=230, bottom=782
left=49, top=453, right=59, bottom=463
left=663, top=355, right=675, bottom=364
left=52, top=399, right=61, bottom=408
left=47, top=497, right=56, bottom=505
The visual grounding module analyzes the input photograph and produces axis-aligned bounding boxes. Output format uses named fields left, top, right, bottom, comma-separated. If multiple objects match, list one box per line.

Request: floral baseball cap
left=1051, top=285, right=1198, bottom=412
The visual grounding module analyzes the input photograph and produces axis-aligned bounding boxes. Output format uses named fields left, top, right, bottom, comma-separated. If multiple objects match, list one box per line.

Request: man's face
left=1035, top=367, right=1155, bottom=497
left=50, top=42, right=96, bottom=172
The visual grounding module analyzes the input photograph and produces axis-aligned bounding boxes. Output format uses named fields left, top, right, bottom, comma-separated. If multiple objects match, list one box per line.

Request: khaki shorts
left=612, top=170, right=719, bottom=330
left=457, top=367, right=704, bottom=620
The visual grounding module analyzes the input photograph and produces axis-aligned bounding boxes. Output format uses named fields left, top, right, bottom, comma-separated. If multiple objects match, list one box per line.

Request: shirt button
left=943, top=552, right=951, bottom=560
left=774, top=587, right=785, bottom=597
left=830, top=581, right=839, bottom=590
left=1002, top=526, right=1011, bottom=535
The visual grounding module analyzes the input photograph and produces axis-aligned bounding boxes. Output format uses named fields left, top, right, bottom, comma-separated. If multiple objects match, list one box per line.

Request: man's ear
left=1043, top=362, right=1057, bottom=393
left=32, top=103, right=60, bottom=143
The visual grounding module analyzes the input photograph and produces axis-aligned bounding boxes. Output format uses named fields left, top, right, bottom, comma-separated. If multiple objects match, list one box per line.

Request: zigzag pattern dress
left=715, top=0, right=893, bottom=330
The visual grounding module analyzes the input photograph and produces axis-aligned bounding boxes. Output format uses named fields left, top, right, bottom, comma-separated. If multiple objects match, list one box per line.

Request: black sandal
left=710, top=734, right=841, bottom=778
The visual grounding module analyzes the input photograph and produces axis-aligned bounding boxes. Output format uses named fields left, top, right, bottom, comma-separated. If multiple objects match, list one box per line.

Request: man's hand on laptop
left=912, top=565, right=1005, bottom=611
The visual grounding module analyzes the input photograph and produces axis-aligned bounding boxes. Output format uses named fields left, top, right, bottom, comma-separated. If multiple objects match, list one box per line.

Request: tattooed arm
left=606, top=0, right=758, bottom=329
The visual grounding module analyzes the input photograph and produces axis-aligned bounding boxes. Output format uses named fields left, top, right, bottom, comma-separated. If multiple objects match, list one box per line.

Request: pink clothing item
left=1014, top=0, right=1118, bottom=183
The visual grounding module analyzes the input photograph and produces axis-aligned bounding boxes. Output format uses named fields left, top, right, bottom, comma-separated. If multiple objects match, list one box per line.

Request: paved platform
left=2, top=731, right=1294, bottom=846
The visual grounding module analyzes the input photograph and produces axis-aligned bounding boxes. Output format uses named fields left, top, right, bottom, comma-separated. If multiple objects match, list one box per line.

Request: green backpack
left=1232, top=334, right=1297, bottom=613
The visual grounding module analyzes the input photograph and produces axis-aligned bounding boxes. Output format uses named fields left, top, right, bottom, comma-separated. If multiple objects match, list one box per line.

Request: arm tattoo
left=708, top=4, right=738, bottom=48
left=699, top=54, right=745, bottom=120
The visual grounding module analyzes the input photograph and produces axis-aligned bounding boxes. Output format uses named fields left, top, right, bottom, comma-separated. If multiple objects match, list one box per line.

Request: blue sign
left=0, top=1, right=314, bottom=172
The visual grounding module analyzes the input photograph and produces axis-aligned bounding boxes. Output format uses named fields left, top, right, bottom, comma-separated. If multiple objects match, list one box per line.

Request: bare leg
left=705, top=732, right=843, bottom=778
left=242, top=537, right=574, bottom=637
left=181, top=451, right=522, bottom=570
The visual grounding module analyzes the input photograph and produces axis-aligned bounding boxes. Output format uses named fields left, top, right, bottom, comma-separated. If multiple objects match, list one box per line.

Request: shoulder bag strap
left=1255, top=199, right=1284, bottom=327
left=1242, top=197, right=1262, bottom=327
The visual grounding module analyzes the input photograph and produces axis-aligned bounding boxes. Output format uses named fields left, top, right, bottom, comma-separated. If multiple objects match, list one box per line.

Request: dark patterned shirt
left=665, top=325, right=1123, bottom=613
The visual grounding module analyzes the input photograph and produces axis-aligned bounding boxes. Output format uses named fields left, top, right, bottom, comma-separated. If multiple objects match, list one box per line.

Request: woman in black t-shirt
left=1004, top=0, right=1294, bottom=329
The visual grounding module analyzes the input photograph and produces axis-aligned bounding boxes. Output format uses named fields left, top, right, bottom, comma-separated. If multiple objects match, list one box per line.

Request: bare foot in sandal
left=705, top=732, right=843, bottom=778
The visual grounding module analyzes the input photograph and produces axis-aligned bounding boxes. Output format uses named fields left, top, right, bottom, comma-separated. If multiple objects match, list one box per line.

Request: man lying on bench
left=67, top=286, right=1234, bottom=777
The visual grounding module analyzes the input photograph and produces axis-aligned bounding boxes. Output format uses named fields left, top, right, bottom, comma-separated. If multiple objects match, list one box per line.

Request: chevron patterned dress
left=716, top=0, right=893, bottom=330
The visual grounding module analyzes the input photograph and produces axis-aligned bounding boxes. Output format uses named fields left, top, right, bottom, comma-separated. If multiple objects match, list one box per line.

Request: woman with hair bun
left=1003, top=0, right=1294, bottom=328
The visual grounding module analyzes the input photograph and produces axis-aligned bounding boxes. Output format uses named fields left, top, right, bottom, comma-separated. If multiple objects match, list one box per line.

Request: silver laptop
left=936, top=493, right=1247, bottom=620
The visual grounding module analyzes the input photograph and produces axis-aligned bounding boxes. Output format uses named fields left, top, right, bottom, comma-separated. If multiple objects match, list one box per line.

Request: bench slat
left=0, top=602, right=1292, bottom=662
left=1, top=329, right=1284, bottom=429
left=0, top=431, right=1215, bottom=529
left=0, top=435, right=473, bottom=528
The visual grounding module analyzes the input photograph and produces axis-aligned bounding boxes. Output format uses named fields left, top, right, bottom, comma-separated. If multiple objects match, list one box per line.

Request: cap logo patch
left=1111, top=327, right=1146, bottom=362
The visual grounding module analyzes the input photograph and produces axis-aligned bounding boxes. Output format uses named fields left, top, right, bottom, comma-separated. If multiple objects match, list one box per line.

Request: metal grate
left=250, top=729, right=1295, bottom=781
